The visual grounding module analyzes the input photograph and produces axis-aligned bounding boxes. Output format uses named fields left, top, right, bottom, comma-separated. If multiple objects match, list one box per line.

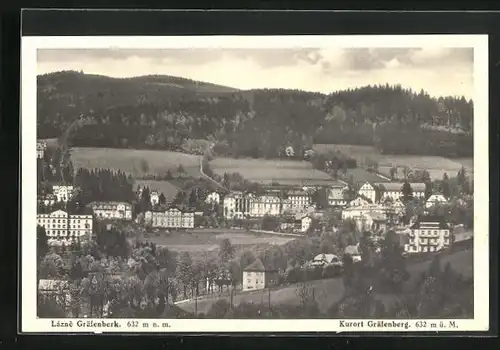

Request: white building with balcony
left=406, top=216, right=451, bottom=253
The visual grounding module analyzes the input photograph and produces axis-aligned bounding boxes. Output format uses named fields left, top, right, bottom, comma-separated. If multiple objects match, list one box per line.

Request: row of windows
left=38, top=218, right=90, bottom=222
left=46, top=230, right=88, bottom=236
left=408, top=238, right=450, bottom=248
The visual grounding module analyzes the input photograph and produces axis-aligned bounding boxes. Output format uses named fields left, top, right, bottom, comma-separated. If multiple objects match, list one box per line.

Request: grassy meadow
left=70, top=147, right=201, bottom=178
left=210, top=157, right=336, bottom=186
left=314, top=144, right=473, bottom=181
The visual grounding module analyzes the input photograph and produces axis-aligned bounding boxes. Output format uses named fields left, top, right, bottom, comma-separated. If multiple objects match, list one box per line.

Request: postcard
left=21, top=34, right=488, bottom=333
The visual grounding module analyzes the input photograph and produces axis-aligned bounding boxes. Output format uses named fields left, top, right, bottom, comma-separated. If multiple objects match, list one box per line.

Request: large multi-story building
left=285, top=190, right=311, bottom=211
left=357, top=181, right=426, bottom=204
left=52, top=185, right=75, bottom=203
left=375, top=182, right=426, bottom=201
left=86, top=201, right=133, bottom=220
left=223, top=191, right=252, bottom=219
left=145, top=207, right=195, bottom=229
left=249, top=195, right=281, bottom=217
left=36, top=141, right=47, bottom=159
left=37, top=209, right=93, bottom=245
left=406, top=216, right=451, bottom=253
left=341, top=203, right=389, bottom=232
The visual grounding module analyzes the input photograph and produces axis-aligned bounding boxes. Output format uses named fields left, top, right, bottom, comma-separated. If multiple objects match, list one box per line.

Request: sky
left=37, top=47, right=474, bottom=98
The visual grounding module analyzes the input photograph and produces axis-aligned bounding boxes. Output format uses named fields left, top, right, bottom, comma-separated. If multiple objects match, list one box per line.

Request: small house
left=425, top=194, right=448, bottom=208
left=311, top=253, right=343, bottom=267
left=242, top=259, right=279, bottom=291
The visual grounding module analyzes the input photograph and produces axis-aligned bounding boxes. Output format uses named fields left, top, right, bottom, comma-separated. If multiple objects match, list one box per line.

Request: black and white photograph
left=21, top=35, right=489, bottom=333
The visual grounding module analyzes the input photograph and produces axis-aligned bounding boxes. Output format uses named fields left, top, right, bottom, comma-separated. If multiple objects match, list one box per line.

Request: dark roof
left=244, top=259, right=277, bottom=272
left=410, top=215, right=449, bottom=229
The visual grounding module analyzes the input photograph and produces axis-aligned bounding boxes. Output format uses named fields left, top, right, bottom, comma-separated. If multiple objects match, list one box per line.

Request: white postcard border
left=21, top=35, right=489, bottom=333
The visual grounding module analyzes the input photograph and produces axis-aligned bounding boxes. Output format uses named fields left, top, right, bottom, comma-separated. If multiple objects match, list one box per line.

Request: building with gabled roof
left=406, top=215, right=451, bottom=253
left=86, top=201, right=133, bottom=221
left=37, top=209, right=93, bottom=245
left=425, top=193, right=448, bottom=208
left=242, top=259, right=279, bottom=291
left=374, top=182, right=426, bottom=201
left=144, top=206, right=195, bottom=229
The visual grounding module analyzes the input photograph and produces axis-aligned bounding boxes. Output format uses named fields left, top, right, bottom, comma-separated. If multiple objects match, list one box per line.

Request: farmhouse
left=242, top=259, right=279, bottom=291
left=87, top=201, right=133, bottom=221
left=223, top=191, right=252, bottom=219
left=37, top=209, right=93, bottom=245
left=425, top=194, right=448, bottom=208
left=144, top=207, right=195, bottom=229
left=36, top=141, right=47, bottom=159
left=406, top=215, right=451, bottom=254
left=52, top=185, right=75, bottom=203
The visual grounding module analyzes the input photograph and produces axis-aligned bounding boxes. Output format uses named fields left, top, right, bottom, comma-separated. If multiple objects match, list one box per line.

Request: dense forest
left=37, top=71, right=473, bottom=158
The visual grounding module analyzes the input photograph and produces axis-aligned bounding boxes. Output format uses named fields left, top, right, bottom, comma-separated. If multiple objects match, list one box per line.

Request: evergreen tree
left=218, top=238, right=235, bottom=264
left=401, top=181, right=413, bottom=202
left=442, top=173, right=451, bottom=198
left=159, top=192, right=167, bottom=205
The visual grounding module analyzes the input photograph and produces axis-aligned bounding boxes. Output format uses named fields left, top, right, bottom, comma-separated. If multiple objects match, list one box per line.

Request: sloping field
left=344, top=168, right=389, bottom=185
left=134, top=180, right=180, bottom=203
left=314, top=144, right=473, bottom=181
left=210, top=157, right=336, bottom=186
left=70, top=147, right=201, bottom=177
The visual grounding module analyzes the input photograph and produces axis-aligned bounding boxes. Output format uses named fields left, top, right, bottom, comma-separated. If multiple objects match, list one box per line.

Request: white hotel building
left=37, top=209, right=93, bottom=246
left=223, top=191, right=252, bottom=219
left=406, top=216, right=451, bottom=253
left=86, top=201, right=133, bottom=220
left=145, top=207, right=195, bottom=229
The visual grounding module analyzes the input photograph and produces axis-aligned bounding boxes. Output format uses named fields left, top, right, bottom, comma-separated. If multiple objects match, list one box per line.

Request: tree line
left=73, top=168, right=135, bottom=206
left=38, top=71, right=473, bottom=159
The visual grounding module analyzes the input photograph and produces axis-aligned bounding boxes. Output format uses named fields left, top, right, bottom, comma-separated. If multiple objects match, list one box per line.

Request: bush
left=206, top=299, right=231, bottom=318
left=322, top=264, right=343, bottom=279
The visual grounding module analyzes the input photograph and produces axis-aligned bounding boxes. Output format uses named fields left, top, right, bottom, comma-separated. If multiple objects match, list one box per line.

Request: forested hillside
left=37, top=71, right=473, bottom=158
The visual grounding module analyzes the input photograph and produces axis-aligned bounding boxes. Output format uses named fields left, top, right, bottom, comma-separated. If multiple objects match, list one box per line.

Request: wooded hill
left=37, top=71, right=473, bottom=158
